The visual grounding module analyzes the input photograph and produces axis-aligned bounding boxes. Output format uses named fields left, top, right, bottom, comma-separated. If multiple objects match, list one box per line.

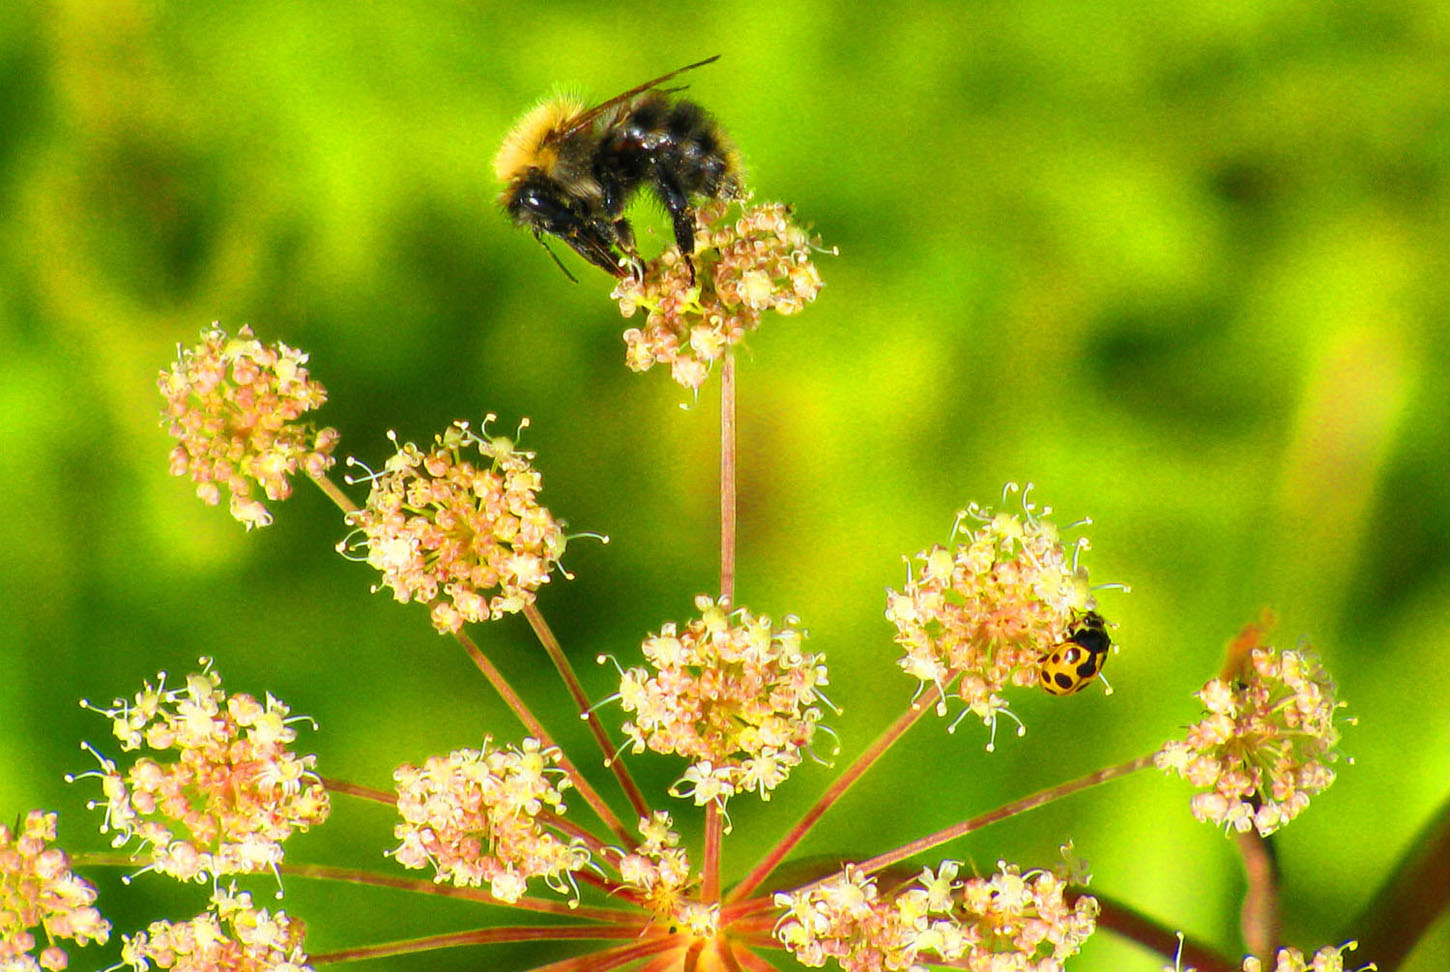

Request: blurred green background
left=3, top=1, right=1448, bottom=969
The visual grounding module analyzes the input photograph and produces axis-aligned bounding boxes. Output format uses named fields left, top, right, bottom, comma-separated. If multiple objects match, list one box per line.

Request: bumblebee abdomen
left=606, top=95, right=741, bottom=199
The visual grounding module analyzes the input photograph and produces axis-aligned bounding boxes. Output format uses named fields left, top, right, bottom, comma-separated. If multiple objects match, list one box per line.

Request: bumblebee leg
left=651, top=167, right=698, bottom=283
left=613, top=217, right=645, bottom=281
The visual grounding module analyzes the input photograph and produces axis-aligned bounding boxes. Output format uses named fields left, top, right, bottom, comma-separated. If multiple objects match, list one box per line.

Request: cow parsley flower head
left=72, top=662, right=329, bottom=884
left=160, top=324, right=338, bottom=529
left=341, top=418, right=569, bottom=634
left=1156, top=618, right=1349, bottom=836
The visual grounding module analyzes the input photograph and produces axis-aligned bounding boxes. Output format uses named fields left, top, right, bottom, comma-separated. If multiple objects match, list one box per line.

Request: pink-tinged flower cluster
left=615, top=812, right=714, bottom=936
left=0, top=811, right=111, bottom=972
left=1242, top=941, right=1370, bottom=972
left=390, top=738, right=589, bottom=903
left=773, top=861, right=1097, bottom=972
left=118, top=884, right=311, bottom=971
left=885, top=485, right=1097, bottom=744
left=160, top=324, right=339, bottom=530
left=613, top=200, right=828, bottom=388
left=1154, top=626, right=1348, bottom=837
left=74, top=664, right=329, bottom=883
left=955, top=862, right=1098, bottom=969
left=617, top=595, right=829, bottom=806
left=341, top=418, right=568, bottom=634
left=774, top=865, right=931, bottom=972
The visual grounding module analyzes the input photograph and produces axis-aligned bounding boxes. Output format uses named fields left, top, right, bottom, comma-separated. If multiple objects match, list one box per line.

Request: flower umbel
left=1155, top=618, right=1349, bottom=836
left=0, top=810, right=111, bottom=972
left=615, top=812, right=710, bottom=935
left=160, top=324, right=339, bottom=529
left=1242, top=941, right=1372, bottom=972
left=118, top=884, right=311, bottom=972
left=886, top=484, right=1098, bottom=743
left=956, top=862, right=1099, bottom=969
left=614, top=199, right=828, bottom=388
left=773, top=860, right=1097, bottom=972
left=341, top=418, right=568, bottom=634
left=390, top=738, right=589, bottom=903
left=74, top=664, right=330, bottom=884
left=616, top=595, right=829, bottom=806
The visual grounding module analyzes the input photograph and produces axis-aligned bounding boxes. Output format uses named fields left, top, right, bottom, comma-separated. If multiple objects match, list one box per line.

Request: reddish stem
left=720, top=351, right=737, bottom=605
left=308, top=469, right=359, bottom=515
left=452, top=625, right=632, bottom=844
left=1353, top=785, right=1450, bottom=970
left=1087, top=889, right=1240, bottom=972
left=309, top=465, right=632, bottom=842
left=727, top=683, right=943, bottom=904
left=1235, top=830, right=1280, bottom=959
left=309, top=922, right=647, bottom=964
left=317, top=776, right=395, bottom=805
left=524, top=934, right=679, bottom=972
left=524, top=602, right=651, bottom=822
left=835, top=751, right=1158, bottom=884
left=703, top=800, right=724, bottom=904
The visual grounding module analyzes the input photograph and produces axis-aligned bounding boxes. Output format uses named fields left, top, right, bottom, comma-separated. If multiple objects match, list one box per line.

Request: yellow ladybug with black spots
left=1039, top=611, right=1112, bottom=696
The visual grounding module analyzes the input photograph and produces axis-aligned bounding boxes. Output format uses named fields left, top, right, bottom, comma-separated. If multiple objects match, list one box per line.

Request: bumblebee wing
left=558, top=55, right=720, bottom=138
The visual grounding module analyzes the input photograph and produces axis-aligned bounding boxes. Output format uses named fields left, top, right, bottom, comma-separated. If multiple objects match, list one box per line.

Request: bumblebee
left=494, top=55, right=743, bottom=281
left=1038, top=611, right=1113, bottom=696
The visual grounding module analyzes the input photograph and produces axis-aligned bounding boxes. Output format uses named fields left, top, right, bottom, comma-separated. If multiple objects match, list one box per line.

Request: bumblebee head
left=503, top=172, right=629, bottom=279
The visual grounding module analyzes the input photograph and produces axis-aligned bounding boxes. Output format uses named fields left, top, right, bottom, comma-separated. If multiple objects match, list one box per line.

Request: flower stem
left=1087, top=889, right=1240, bottom=972
left=840, top=751, right=1158, bottom=886
left=307, top=469, right=358, bottom=515
left=1353, top=785, right=1450, bottom=971
left=279, top=861, right=632, bottom=921
left=1234, top=830, right=1280, bottom=960
left=727, top=683, right=943, bottom=904
left=317, top=776, right=396, bottom=805
left=524, top=603, right=650, bottom=822
left=308, top=922, right=648, bottom=964
left=703, top=800, right=724, bottom=904
left=720, top=350, right=737, bottom=605
left=452, top=625, right=633, bottom=844
left=523, top=935, right=679, bottom=972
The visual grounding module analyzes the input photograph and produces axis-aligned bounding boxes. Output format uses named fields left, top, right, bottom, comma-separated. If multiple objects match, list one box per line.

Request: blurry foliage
left=2, top=0, right=1449, bottom=969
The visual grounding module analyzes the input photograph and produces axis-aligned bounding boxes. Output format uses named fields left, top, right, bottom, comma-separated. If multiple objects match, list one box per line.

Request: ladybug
left=1038, top=611, right=1112, bottom=696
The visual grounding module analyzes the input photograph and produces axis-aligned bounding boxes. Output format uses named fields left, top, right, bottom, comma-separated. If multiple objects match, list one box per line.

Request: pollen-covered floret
left=118, top=884, right=311, bottom=971
left=390, top=738, right=590, bottom=904
left=73, top=663, right=330, bottom=884
left=1241, top=941, right=1371, bottom=972
left=955, top=861, right=1099, bottom=969
left=1155, top=621, right=1350, bottom=837
left=613, top=199, right=828, bottom=389
left=773, top=860, right=1095, bottom=972
left=0, top=811, right=111, bottom=972
left=886, top=484, right=1098, bottom=743
left=159, top=324, right=338, bottom=530
left=616, top=595, right=829, bottom=806
left=340, top=418, right=569, bottom=634
left=772, top=865, right=936, bottom=972
left=615, top=813, right=708, bottom=934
